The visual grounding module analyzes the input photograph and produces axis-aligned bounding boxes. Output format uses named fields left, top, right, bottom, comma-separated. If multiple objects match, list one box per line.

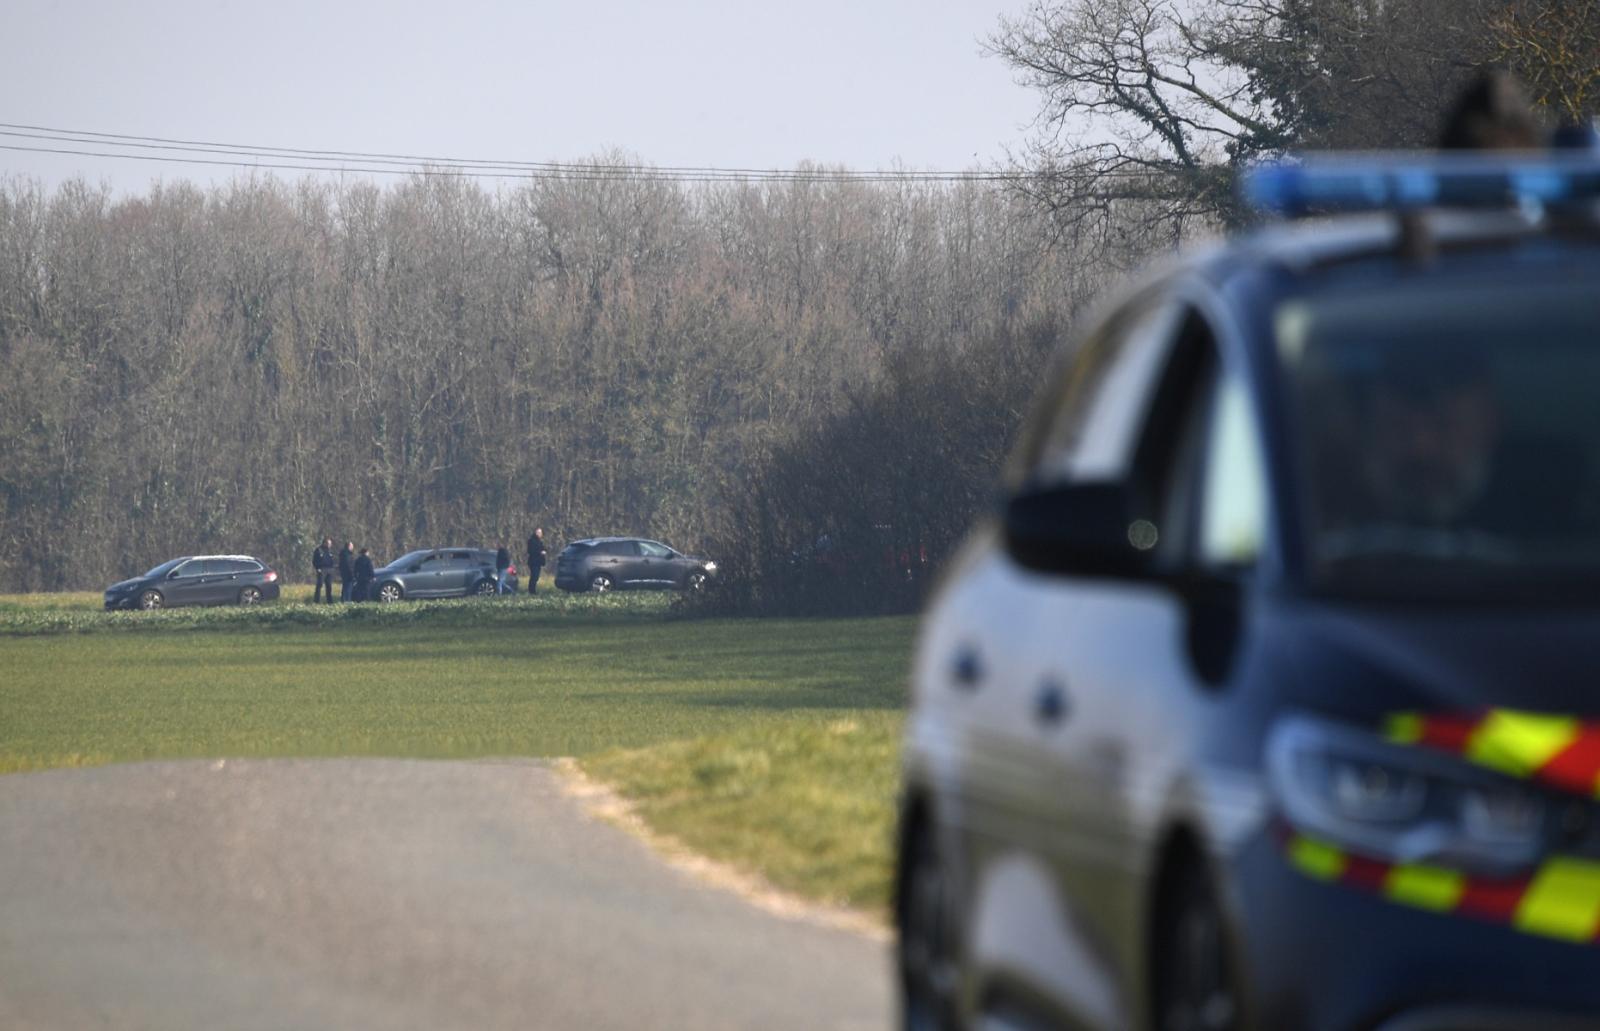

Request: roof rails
left=1241, top=151, right=1600, bottom=219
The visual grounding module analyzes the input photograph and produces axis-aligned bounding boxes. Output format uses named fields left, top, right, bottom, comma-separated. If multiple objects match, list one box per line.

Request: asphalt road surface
left=0, top=759, right=891, bottom=1031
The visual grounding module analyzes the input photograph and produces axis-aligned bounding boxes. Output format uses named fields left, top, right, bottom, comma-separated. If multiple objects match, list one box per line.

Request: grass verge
left=0, top=590, right=674, bottom=636
left=581, top=715, right=902, bottom=913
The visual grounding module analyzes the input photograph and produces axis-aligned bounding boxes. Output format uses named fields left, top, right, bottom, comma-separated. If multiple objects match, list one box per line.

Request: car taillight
left=264, top=570, right=278, bottom=582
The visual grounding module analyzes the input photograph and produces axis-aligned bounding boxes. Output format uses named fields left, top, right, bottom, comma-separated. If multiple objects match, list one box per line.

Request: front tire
left=685, top=570, right=708, bottom=592
left=473, top=579, right=497, bottom=596
left=589, top=573, right=613, bottom=594
left=375, top=582, right=404, bottom=604
left=897, top=819, right=959, bottom=1031
left=238, top=586, right=262, bottom=605
left=138, top=589, right=164, bottom=611
left=1152, top=861, right=1239, bottom=1031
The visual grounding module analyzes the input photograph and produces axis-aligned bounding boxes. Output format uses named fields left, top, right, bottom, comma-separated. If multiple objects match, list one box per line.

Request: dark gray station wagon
left=104, top=555, right=282, bottom=610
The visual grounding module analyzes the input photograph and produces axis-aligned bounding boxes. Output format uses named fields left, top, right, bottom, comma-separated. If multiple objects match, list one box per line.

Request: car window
left=217, top=559, right=255, bottom=574
left=1197, top=370, right=1268, bottom=568
left=417, top=553, right=445, bottom=568
left=1029, top=300, right=1183, bottom=484
left=639, top=541, right=672, bottom=558
left=450, top=551, right=476, bottom=562
left=175, top=559, right=208, bottom=577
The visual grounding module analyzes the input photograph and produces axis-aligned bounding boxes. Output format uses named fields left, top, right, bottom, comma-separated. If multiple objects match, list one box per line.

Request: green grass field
left=0, top=593, right=915, bottom=912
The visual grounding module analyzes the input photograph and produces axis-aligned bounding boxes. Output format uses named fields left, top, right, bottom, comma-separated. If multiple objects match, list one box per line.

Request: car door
left=637, top=541, right=677, bottom=587
left=1018, top=299, right=1271, bottom=1016
left=440, top=551, right=479, bottom=595
left=161, top=559, right=211, bottom=606
left=411, top=552, right=450, bottom=597
left=931, top=297, right=1188, bottom=1026
left=208, top=558, right=252, bottom=603
left=610, top=541, right=646, bottom=586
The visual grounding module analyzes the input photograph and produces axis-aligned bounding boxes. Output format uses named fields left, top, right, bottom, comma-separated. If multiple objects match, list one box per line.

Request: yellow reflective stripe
left=1385, top=712, right=1424, bottom=745
left=1514, top=858, right=1600, bottom=943
left=1288, top=836, right=1346, bottom=881
left=1466, top=710, right=1579, bottom=779
left=1384, top=864, right=1464, bottom=912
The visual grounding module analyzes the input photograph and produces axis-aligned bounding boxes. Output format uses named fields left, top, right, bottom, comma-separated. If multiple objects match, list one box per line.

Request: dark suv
left=554, top=538, right=716, bottom=593
left=369, top=548, right=505, bottom=603
left=104, top=555, right=281, bottom=610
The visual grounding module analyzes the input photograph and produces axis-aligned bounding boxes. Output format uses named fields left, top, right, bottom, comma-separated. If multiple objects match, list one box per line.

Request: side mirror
left=168, top=569, right=183, bottom=580
left=408, top=564, right=422, bottom=573
left=1002, top=480, right=1160, bottom=578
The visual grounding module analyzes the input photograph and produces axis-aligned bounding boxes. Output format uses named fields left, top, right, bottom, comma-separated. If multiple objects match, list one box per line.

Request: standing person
left=311, top=537, right=335, bottom=604
left=525, top=527, right=548, bottom=595
left=353, top=547, right=375, bottom=602
left=338, top=541, right=355, bottom=602
left=495, top=543, right=514, bottom=595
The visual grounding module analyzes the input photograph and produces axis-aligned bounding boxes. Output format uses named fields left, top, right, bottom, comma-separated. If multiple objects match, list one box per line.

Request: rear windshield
left=1278, top=271, right=1600, bottom=601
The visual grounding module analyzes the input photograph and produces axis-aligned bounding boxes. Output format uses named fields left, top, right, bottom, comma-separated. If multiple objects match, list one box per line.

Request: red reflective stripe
left=1419, top=714, right=1481, bottom=752
left=1341, top=853, right=1392, bottom=891
left=1535, top=728, right=1600, bottom=796
left=1459, top=876, right=1532, bottom=923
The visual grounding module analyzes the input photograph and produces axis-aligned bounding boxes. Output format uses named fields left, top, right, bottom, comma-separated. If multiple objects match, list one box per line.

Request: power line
left=0, top=121, right=1031, bottom=183
left=0, top=141, right=1041, bottom=184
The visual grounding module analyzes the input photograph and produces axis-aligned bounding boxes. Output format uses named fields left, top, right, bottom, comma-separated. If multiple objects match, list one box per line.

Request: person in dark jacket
left=312, top=538, right=335, bottom=604
left=338, top=541, right=355, bottom=602
left=526, top=527, right=548, bottom=595
left=495, top=544, right=514, bottom=595
left=353, top=547, right=375, bottom=602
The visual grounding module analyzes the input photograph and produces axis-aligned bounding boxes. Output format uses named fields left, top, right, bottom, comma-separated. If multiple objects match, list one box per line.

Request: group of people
left=490, top=528, right=550, bottom=597
left=309, top=541, right=378, bottom=603
left=305, top=529, right=550, bottom=603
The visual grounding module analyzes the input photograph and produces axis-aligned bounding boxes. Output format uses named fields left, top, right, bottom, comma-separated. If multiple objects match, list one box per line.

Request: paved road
left=0, top=759, right=891, bottom=1031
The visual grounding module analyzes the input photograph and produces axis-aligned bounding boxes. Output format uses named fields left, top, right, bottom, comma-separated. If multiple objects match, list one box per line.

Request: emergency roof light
left=1242, top=152, right=1600, bottom=218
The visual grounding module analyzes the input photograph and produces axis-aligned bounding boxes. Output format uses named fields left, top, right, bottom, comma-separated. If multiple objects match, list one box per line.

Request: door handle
left=1035, top=679, right=1070, bottom=726
left=951, top=646, right=983, bottom=690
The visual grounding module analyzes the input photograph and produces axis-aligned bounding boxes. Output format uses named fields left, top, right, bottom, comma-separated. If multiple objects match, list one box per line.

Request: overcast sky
left=2, top=0, right=1042, bottom=194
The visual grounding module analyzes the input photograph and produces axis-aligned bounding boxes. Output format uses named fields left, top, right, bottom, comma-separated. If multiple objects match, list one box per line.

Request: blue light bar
left=1241, top=152, right=1600, bottom=217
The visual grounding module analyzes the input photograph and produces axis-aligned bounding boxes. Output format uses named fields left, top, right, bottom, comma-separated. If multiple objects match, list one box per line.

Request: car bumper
left=1227, top=833, right=1600, bottom=1031
left=104, top=594, right=137, bottom=610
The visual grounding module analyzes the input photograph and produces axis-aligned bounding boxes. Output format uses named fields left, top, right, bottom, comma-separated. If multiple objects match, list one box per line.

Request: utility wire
left=0, top=142, right=1041, bottom=183
left=0, top=121, right=1034, bottom=183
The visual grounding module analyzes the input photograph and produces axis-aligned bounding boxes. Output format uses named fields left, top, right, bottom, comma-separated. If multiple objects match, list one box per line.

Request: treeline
left=0, top=170, right=1097, bottom=593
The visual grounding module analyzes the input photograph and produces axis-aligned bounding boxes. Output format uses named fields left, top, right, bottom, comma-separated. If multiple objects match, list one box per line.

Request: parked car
left=554, top=537, right=716, bottom=593
left=368, top=548, right=504, bottom=603
left=896, top=154, right=1600, bottom=1031
left=104, top=555, right=281, bottom=610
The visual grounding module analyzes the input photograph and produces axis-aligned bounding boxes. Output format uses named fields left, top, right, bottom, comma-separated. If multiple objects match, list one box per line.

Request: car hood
left=106, top=578, right=144, bottom=592
left=1273, top=601, right=1600, bottom=721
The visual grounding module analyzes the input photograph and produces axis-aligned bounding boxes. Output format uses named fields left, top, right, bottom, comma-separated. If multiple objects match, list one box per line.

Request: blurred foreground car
left=369, top=548, right=503, bottom=602
left=105, top=555, right=280, bottom=610
left=554, top=537, right=716, bottom=593
left=897, top=154, right=1600, bottom=1031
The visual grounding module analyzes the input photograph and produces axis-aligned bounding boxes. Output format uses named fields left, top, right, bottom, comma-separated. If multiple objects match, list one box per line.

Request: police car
left=897, top=153, right=1600, bottom=1031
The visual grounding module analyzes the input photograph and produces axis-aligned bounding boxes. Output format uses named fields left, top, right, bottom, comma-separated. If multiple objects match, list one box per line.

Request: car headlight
left=703, top=561, right=717, bottom=573
left=1268, top=716, right=1551, bottom=875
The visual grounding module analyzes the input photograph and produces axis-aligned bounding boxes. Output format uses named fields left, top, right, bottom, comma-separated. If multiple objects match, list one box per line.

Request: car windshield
left=1278, top=272, right=1600, bottom=601
left=388, top=550, right=430, bottom=568
left=142, top=558, right=184, bottom=578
